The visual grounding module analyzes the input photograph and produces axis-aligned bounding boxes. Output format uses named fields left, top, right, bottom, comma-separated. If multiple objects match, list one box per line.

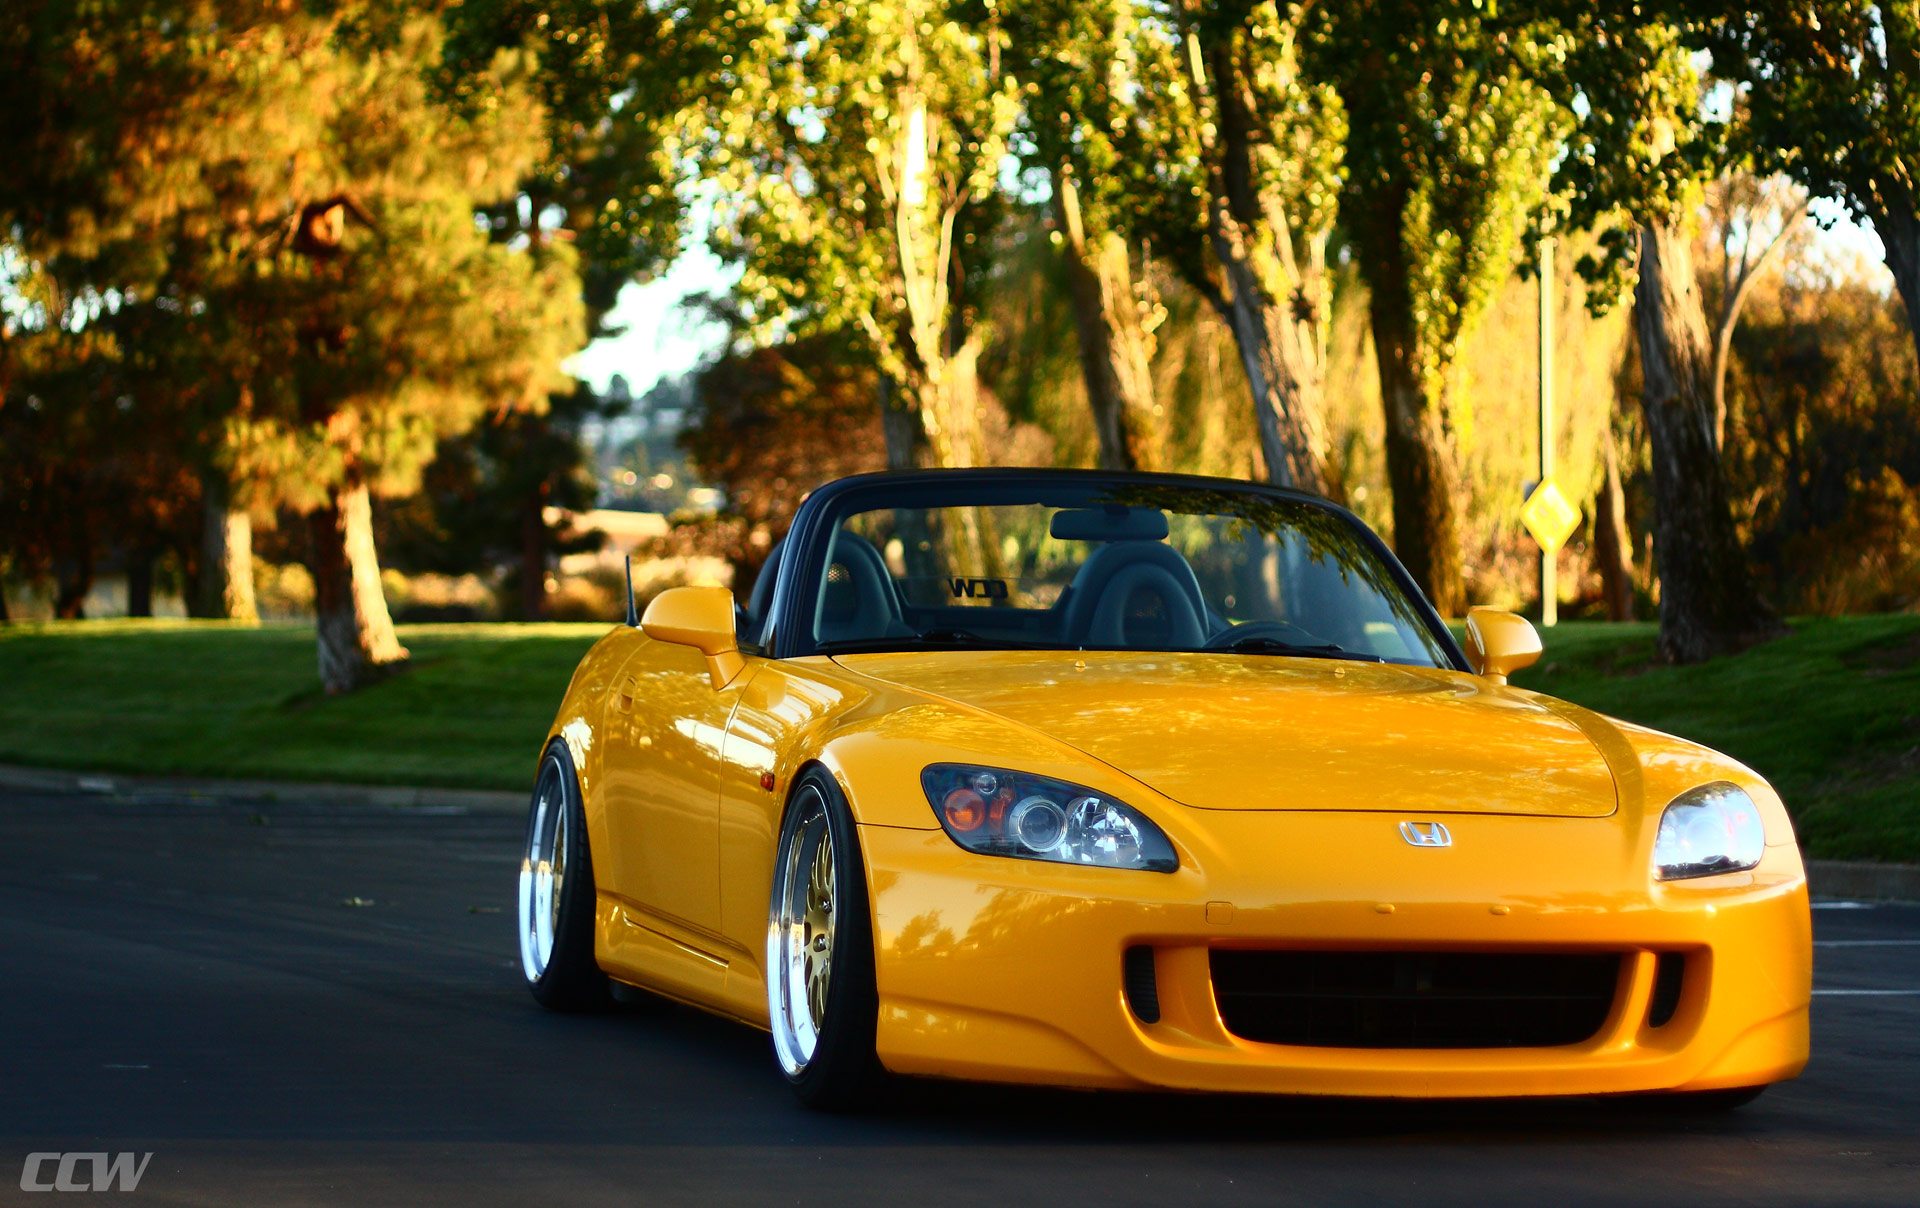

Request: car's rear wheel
left=767, top=769, right=882, bottom=1109
left=519, top=742, right=610, bottom=1011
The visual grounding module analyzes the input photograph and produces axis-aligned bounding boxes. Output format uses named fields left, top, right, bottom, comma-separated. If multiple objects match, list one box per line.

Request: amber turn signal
left=942, top=787, right=988, bottom=832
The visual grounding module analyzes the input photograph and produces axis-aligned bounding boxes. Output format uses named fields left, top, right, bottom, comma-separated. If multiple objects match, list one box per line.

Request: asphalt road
left=2, top=787, right=1916, bottom=1207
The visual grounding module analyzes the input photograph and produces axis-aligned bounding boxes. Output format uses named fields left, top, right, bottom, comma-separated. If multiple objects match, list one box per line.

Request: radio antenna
left=624, top=555, right=638, bottom=627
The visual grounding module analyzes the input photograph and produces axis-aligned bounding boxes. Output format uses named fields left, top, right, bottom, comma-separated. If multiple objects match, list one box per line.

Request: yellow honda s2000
left=517, top=469, right=1810, bottom=1109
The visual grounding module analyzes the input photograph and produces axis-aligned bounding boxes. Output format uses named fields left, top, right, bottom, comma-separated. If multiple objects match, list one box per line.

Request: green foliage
left=1136, top=0, right=1347, bottom=313
left=441, top=0, right=686, bottom=333
left=1543, top=9, right=1715, bottom=305
left=1706, top=4, right=1920, bottom=238
left=1312, top=0, right=1572, bottom=406
left=0, top=1, right=584, bottom=510
left=1003, top=0, right=1159, bottom=241
left=679, top=0, right=1017, bottom=394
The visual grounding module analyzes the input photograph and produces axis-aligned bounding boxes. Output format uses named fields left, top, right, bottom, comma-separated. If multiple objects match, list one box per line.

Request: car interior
left=733, top=501, right=1439, bottom=663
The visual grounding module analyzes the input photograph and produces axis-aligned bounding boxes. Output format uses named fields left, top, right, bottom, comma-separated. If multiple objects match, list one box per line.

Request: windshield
left=799, top=479, right=1453, bottom=667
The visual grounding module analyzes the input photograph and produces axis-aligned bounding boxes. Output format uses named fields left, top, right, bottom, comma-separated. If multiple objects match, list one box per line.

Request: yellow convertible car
left=517, top=469, right=1810, bottom=1109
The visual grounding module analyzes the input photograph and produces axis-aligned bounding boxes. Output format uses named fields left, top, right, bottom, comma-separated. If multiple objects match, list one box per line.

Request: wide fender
left=545, top=626, right=650, bottom=859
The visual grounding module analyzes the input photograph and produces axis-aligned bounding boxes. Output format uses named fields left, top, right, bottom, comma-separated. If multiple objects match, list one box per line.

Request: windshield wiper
left=1220, top=636, right=1386, bottom=663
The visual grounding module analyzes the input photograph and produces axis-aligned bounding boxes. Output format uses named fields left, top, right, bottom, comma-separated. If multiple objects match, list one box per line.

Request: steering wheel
left=1204, top=619, right=1328, bottom=650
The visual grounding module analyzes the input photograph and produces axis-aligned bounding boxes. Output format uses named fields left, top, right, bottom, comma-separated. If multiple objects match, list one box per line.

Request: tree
left=3, top=4, right=580, bottom=680
left=212, top=14, right=580, bottom=689
left=380, top=382, right=617, bottom=620
left=1555, top=14, right=1782, bottom=661
left=442, top=0, right=687, bottom=616
left=1707, top=3, right=1920, bottom=369
left=682, top=0, right=1017, bottom=480
left=1005, top=0, right=1166, bottom=470
left=1700, top=173, right=1805, bottom=448
left=1306, top=1, right=1571, bottom=615
left=1139, top=0, right=1345, bottom=494
left=0, top=0, right=280, bottom=621
left=679, top=333, right=891, bottom=587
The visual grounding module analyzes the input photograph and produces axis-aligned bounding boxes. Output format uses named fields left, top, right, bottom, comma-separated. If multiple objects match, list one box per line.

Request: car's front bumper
left=859, top=810, right=1811, bottom=1097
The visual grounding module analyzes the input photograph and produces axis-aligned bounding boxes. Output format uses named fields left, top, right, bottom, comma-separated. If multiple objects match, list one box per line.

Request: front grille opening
left=1123, top=945, right=1161, bottom=1024
left=1648, top=952, right=1687, bottom=1028
left=1211, top=949, right=1622, bottom=1049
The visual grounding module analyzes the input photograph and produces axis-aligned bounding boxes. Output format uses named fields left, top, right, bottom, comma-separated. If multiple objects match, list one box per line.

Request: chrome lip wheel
left=518, top=756, right=568, bottom=983
left=769, top=787, right=836, bottom=1076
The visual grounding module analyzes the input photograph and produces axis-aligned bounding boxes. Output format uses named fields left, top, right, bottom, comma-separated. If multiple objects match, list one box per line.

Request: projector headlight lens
left=921, top=764, right=1177, bottom=872
left=1653, top=782, right=1766, bottom=880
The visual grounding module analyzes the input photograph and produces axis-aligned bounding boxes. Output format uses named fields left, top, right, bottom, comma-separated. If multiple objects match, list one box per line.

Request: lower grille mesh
left=1212, top=949, right=1622, bottom=1049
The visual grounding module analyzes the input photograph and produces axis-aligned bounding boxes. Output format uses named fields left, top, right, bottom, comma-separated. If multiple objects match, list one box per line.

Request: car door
left=598, top=634, right=738, bottom=936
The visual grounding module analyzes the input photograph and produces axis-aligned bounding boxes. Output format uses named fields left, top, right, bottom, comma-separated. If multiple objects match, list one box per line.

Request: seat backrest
left=814, top=531, right=904, bottom=643
left=1086, top=561, right=1208, bottom=648
left=1062, top=541, right=1209, bottom=648
left=739, top=537, right=785, bottom=644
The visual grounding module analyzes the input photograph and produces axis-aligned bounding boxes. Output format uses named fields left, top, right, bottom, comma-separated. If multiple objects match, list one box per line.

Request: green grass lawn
left=0, top=620, right=604, bottom=791
left=1, top=614, right=1916, bottom=860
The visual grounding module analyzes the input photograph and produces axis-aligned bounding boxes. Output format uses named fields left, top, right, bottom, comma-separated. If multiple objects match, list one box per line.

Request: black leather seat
left=1061, top=542, right=1209, bottom=649
left=815, top=531, right=908, bottom=643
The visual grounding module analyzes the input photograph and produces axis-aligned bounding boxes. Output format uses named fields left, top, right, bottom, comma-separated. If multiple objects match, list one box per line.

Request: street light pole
left=1539, top=235, right=1556, bottom=627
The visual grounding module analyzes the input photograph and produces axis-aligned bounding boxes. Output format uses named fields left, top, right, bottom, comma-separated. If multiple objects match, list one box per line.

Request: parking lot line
left=1814, top=939, right=1920, bottom=947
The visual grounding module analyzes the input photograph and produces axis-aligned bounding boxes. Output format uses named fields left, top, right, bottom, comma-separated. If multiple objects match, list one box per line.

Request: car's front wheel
left=767, top=769, right=882, bottom=1109
left=518, top=742, right=610, bottom=1011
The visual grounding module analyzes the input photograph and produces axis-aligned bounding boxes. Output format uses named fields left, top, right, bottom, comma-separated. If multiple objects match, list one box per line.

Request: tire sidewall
left=524, top=740, right=608, bottom=1010
left=773, top=768, right=880, bottom=1106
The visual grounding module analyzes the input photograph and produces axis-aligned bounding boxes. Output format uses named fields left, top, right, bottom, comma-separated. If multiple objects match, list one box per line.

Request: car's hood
left=831, top=649, right=1618, bottom=817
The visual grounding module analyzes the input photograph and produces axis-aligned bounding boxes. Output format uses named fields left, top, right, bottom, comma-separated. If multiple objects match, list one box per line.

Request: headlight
left=1653, top=782, right=1766, bottom=880
left=920, top=764, right=1177, bottom=872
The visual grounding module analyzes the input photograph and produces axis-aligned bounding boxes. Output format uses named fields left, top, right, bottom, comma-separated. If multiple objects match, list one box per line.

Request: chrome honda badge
left=1398, top=820, right=1453, bottom=848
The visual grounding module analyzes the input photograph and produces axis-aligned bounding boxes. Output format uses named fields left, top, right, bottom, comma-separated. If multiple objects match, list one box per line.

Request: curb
left=1806, top=860, right=1920, bottom=905
left=0, top=762, right=525, bottom=815
left=3, top=762, right=1917, bottom=900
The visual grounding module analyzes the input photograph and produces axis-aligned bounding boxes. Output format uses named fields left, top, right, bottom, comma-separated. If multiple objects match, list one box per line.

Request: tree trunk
left=1874, top=205, right=1920, bottom=375
left=1633, top=221, right=1782, bottom=663
left=0, top=578, right=10, bottom=624
left=1192, top=36, right=1330, bottom=496
left=1053, top=169, right=1162, bottom=471
left=193, top=472, right=259, bottom=622
left=54, top=559, right=91, bottom=619
left=308, top=478, right=408, bottom=693
left=878, top=377, right=921, bottom=471
left=1370, top=296, right=1466, bottom=617
left=126, top=546, right=154, bottom=618
left=1592, top=425, right=1635, bottom=622
left=519, top=491, right=547, bottom=621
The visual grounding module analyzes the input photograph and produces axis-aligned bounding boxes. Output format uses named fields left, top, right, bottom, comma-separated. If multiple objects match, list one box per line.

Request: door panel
left=599, top=637, right=738, bottom=935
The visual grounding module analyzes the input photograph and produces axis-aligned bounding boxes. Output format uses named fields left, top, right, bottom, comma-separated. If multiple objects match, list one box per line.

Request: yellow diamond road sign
left=1521, top=479, right=1581, bottom=554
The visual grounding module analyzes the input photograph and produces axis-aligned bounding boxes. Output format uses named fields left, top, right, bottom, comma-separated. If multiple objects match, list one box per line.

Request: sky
left=562, top=237, right=735, bottom=399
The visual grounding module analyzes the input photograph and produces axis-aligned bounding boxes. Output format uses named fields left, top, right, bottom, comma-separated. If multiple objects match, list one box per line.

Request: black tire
left=767, top=768, right=884, bottom=1110
left=519, top=741, right=611, bottom=1012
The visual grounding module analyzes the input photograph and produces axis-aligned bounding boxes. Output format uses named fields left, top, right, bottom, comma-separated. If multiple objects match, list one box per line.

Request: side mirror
left=641, top=585, right=746, bottom=689
left=1462, top=607, right=1542, bottom=685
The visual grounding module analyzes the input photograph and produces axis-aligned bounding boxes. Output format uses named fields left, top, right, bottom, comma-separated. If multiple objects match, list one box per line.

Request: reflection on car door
left=598, top=637, right=737, bottom=935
